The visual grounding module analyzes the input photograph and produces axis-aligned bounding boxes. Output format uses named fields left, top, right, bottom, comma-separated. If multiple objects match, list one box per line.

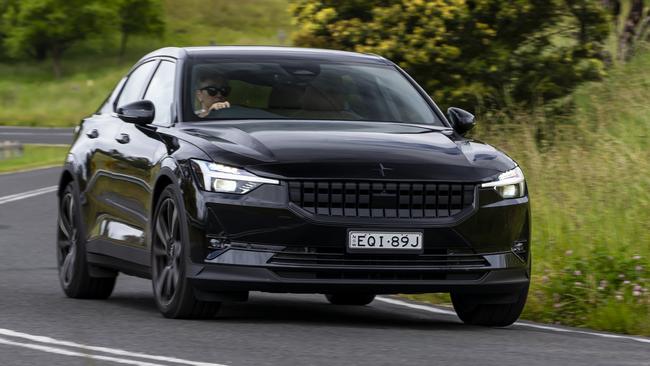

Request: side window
left=116, top=61, right=157, bottom=108
left=143, top=61, right=176, bottom=124
left=98, top=77, right=127, bottom=114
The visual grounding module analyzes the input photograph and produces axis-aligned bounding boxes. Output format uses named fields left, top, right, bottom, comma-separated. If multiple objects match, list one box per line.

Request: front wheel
left=451, top=284, right=529, bottom=327
left=151, top=186, right=220, bottom=319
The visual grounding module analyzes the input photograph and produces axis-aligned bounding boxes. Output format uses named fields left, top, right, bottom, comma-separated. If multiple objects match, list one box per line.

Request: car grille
left=288, top=181, right=475, bottom=218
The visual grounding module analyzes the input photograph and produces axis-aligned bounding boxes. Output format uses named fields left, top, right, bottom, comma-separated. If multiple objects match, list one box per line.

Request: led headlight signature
left=190, top=160, right=279, bottom=194
left=481, top=166, right=526, bottom=199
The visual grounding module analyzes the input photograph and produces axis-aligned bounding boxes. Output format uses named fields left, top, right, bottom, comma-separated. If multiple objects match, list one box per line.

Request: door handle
left=86, top=129, right=99, bottom=139
left=115, top=133, right=130, bottom=144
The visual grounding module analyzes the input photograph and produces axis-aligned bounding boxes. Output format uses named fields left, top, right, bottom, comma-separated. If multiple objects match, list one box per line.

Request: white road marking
left=0, top=337, right=166, bottom=366
left=0, top=186, right=58, bottom=205
left=376, top=296, right=650, bottom=345
left=0, top=328, right=228, bottom=366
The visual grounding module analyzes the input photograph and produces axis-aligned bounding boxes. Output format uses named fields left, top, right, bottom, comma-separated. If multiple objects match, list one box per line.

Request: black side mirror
left=447, top=107, right=475, bottom=135
left=116, top=100, right=155, bottom=125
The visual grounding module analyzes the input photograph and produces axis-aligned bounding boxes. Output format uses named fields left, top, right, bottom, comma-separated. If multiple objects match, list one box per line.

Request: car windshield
left=185, top=60, right=443, bottom=125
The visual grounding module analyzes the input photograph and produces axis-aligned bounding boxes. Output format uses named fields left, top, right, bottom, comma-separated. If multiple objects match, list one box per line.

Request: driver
left=195, top=71, right=231, bottom=118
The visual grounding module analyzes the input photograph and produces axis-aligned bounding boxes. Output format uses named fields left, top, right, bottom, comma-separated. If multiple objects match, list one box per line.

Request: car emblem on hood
left=375, top=163, right=393, bottom=177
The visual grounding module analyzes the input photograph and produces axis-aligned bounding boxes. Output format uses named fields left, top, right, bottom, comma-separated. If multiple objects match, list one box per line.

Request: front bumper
left=188, top=249, right=529, bottom=294
left=181, top=181, right=531, bottom=295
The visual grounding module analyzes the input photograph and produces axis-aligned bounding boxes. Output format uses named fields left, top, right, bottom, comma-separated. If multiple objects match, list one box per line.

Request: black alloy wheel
left=325, top=293, right=376, bottom=306
left=57, top=183, right=116, bottom=298
left=450, top=284, right=529, bottom=327
left=151, top=186, right=220, bottom=319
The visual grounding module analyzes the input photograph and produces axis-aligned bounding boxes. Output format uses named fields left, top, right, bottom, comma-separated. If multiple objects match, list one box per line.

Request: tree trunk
left=51, top=47, right=62, bottom=79
left=636, top=8, right=650, bottom=44
left=618, top=0, right=643, bottom=61
left=602, top=0, right=621, bottom=36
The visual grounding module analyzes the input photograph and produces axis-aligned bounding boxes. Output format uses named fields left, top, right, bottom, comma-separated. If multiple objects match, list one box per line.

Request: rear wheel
left=57, top=183, right=116, bottom=299
left=325, top=293, right=376, bottom=306
left=451, top=284, right=529, bottom=327
left=151, top=186, right=220, bottom=319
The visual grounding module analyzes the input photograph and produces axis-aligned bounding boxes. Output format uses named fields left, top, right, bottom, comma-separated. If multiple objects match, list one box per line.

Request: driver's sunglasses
left=200, top=85, right=231, bottom=97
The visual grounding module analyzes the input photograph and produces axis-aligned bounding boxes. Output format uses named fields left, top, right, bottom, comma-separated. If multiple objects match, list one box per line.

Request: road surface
left=0, top=126, right=74, bottom=145
left=0, top=167, right=648, bottom=366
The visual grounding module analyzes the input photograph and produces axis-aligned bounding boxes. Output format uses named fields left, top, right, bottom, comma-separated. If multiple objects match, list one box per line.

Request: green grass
left=411, top=52, right=650, bottom=336
left=0, top=144, right=68, bottom=173
left=0, top=0, right=292, bottom=127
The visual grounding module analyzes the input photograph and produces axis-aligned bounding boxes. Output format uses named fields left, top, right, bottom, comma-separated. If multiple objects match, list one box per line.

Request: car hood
left=179, top=120, right=517, bottom=182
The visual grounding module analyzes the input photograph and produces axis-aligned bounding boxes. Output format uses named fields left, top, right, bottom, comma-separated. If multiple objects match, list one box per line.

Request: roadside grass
left=411, top=52, right=650, bottom=336
left=0, top=0, right=292, bottom=127
left=0, top=144, right=68, bottom=173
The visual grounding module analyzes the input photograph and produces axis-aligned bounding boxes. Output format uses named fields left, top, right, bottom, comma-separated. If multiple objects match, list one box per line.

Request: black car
left=57, top=46, right=530, bottom=325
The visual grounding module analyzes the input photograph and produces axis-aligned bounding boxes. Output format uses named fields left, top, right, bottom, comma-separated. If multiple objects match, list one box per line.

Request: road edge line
left=0, top=328, right=229, bottom=366
left=0, top=186, right=58, bottom=205
left=0, top=336, right=166, bottom=366
left=0, top=165, right=62, bottom=176
left=376, top=296, right=650, bottom=344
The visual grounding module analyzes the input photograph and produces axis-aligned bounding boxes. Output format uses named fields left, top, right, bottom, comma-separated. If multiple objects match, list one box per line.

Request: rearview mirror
left=447, top=107, right=475, bottom=135
left=116, top=100, right=155, bottom=125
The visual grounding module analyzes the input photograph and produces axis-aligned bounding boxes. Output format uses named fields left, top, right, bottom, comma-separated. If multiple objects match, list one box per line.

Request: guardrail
left=0, top=141, right=23, bottom=160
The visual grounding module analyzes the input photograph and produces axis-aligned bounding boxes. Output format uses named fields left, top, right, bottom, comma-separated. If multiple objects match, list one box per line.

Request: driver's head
left=195, top=71, right=231, bottom=109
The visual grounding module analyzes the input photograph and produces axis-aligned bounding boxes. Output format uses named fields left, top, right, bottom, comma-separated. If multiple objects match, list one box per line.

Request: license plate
left=348, top=231, right=423, bottom=252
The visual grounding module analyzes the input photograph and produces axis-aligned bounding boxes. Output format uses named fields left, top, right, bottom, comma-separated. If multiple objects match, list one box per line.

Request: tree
left=618, top=0, right=643, bottom=61
left=291, top=0, right=610, bottom=111
left=3, top=0, right=114, bottom=78
left=116, top=0, right=165, bottom=58
left=0, top=0, right=19, bottom=61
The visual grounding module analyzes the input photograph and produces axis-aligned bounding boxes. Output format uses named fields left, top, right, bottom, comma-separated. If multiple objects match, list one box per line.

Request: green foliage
left=117, top=0, right=165, bottom=56
left=291, top=0, right=611, bottom=111
left=2, top=0, right=115, bottom=77
left=0, top=0, right=293, bottom=126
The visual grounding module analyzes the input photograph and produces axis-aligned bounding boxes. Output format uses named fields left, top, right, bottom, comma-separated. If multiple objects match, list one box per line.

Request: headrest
left=268, top=84, right=305, bottom=109
left=302, top=84, right=345, bottom=111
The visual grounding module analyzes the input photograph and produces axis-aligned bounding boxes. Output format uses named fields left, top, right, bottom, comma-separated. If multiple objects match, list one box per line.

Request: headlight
left=190, top=159, right=279, bottom=194
left=481, top=166, right=526, bottom=199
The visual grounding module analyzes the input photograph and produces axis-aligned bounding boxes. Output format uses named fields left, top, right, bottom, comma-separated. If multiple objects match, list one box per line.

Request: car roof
left=140, top=46, right=390, bottom=65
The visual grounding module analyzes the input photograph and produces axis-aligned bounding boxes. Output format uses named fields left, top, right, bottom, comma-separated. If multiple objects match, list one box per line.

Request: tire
left=451, top=284, right=529, bottom=327
left=57, top=182, right=116, bottom=299
left=151, top=185, right=221, bottom=319
left=325, top=293, right=376, bottom=306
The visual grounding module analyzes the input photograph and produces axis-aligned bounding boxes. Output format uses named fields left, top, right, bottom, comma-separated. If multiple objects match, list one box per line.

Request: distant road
left=0, top=126, right=74, bottom=145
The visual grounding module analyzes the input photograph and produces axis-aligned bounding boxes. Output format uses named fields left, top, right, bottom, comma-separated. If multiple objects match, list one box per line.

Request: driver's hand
left=198, top=101, right=231, bottom=117
left=209, top=101, right=230, bottom=111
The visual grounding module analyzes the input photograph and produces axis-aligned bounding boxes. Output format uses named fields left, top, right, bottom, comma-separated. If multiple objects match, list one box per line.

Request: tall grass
left=457, top=52, right=650, bottom=335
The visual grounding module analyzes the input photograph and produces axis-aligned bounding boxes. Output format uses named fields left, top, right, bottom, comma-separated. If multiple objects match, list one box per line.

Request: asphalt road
left=0, top=167, right=648, bottom=366
left=0, top=126, right=74, bottom=145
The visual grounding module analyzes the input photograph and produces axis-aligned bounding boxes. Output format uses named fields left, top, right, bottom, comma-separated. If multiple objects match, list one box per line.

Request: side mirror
left=116, top=100, right=155, bottom=125
left=447, top=107, right=475, bottom=135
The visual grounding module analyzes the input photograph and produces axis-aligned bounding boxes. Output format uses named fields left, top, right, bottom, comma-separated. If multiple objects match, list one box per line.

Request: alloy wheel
left=57, top=191, right=78, bottom=287
left=152, top=197, right=182, bottom=307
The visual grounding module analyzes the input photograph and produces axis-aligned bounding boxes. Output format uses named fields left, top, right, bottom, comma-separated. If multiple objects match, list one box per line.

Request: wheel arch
left=58, top=161, right=79, bottom=199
